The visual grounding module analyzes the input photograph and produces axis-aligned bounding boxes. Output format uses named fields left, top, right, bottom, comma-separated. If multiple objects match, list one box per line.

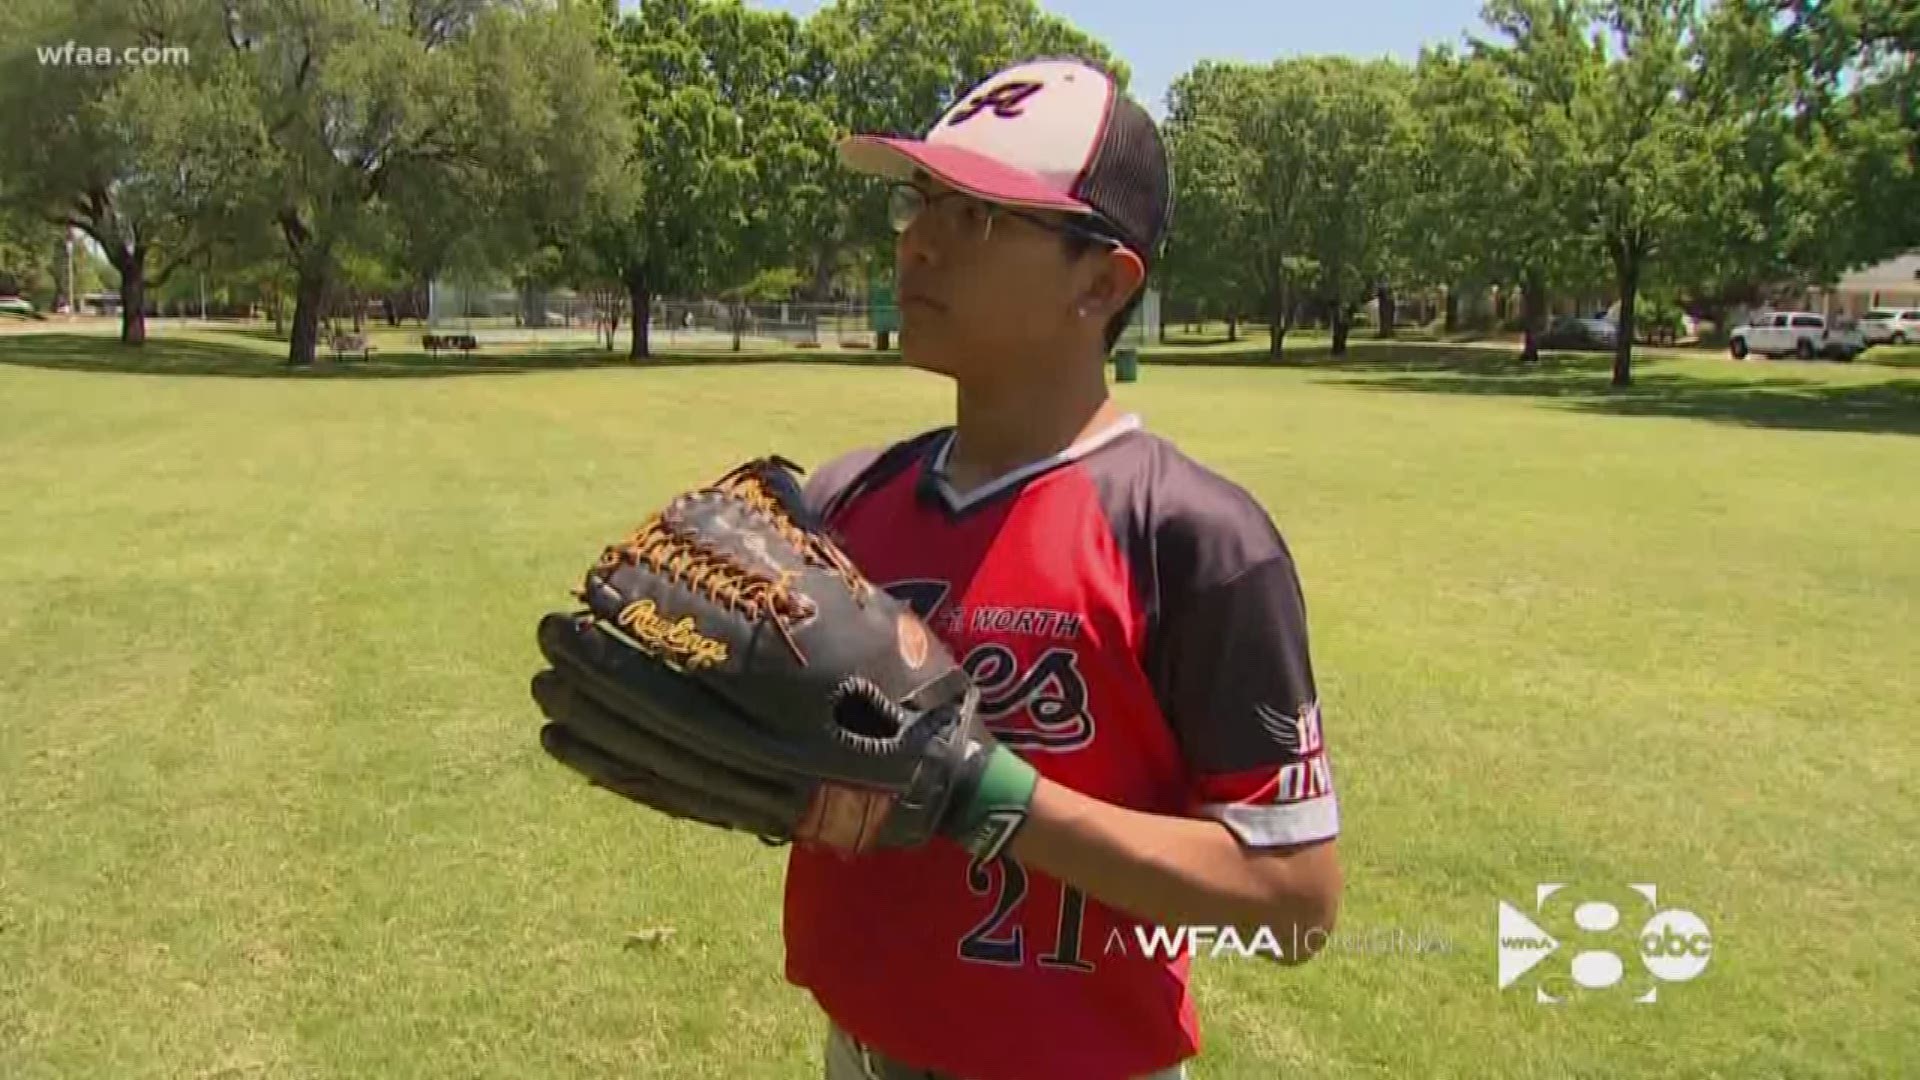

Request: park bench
left=421, top=333, right=480, bottom=356
left=328, top=331, right=375, bottom=361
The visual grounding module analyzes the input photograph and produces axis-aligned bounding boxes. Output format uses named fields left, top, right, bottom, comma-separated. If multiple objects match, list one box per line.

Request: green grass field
left=3, top=327, right=1917, bottom=1079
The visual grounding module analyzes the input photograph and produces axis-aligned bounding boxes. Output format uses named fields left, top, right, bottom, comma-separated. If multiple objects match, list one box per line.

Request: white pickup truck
left=1728, top=311, right=1867, bottom=362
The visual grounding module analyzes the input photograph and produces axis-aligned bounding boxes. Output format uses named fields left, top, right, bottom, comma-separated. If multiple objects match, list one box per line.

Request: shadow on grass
left=0, top=333, right=906, bottom=379
left=1139, top=337, right=1743, bottom=368
left=1866, top=347, right=1920, bottom=370
left=1142, top=339, right=1530, bottom=368
left=1156, top=334, right=1249, bottom=348
left=1136, top=340, right=1920, bottom=436
left=1284, top=342, right=1920, bottom=436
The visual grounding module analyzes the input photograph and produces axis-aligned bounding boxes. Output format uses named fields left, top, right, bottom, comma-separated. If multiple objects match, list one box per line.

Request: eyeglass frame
left=885, top=180, right=1129, bottom=256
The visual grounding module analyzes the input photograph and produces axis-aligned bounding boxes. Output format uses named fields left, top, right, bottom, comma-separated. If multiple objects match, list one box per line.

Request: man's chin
left=898, top=335, right=960, bottom=378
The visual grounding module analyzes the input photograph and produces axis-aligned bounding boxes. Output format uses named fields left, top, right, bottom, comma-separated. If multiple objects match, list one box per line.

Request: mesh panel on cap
left=1074, top=96, right=1172, bottom=267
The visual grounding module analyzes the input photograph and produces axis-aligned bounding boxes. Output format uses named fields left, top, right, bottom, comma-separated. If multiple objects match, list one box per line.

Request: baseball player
left=784, top=58, right=1345, bottom=1080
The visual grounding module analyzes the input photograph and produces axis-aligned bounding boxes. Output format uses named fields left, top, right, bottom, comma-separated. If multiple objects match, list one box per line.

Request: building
left=1799, top=251, right=1920, bottom=317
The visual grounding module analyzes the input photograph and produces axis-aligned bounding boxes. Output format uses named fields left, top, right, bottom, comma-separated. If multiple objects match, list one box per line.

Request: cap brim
left=838, top=135, right=1094, bottom=215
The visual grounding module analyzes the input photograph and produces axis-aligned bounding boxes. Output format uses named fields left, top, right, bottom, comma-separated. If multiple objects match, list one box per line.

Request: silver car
left=1859, top=309, right=1920, bottom=345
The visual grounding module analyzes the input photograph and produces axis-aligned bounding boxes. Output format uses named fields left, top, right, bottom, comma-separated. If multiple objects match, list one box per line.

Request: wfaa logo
left=1498, top=884, right=1712, bottom=1004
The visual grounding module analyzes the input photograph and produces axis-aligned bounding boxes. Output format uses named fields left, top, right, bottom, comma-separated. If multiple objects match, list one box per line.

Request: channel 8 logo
left=1497, top=883, right=1712, bottom=1004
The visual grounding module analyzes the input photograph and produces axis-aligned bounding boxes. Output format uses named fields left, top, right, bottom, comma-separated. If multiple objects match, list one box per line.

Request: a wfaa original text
left=1105, top=924, right=1457, bottom=961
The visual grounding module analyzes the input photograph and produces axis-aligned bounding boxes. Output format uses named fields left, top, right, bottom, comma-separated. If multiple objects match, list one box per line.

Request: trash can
left=1114, top=348, right=1139, bottom=383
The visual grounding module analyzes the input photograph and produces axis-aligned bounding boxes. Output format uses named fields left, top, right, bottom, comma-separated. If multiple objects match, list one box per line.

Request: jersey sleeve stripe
left=1199, top=797, right=1339, bottom=848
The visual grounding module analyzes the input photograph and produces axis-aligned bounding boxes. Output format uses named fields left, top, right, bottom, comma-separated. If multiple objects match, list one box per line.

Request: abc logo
left=1499, top=884, right=1712, bottom=1003
left=1639, top=909, right=1712, bottom=982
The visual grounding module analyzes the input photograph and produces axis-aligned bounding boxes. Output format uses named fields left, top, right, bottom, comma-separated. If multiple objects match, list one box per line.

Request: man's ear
left=1081, top=247, right=1146, bottom=321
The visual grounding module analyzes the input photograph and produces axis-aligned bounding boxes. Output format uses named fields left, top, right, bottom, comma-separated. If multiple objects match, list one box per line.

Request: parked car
left=1727, top=311, right=1867, bottom=361
left=1596, top=303, right=1701, bottom=342
left=1539, top=315, right=1618, bottom=351
left=1859, top=308, right=1920, bottom=345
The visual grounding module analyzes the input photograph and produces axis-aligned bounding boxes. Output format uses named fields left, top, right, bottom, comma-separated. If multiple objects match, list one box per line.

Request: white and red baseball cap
left=838, top=58, right=1174, bottom=269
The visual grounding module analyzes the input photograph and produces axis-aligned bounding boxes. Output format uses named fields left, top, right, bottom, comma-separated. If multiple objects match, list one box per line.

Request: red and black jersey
left=782, top=413, right=1339, bottom=1080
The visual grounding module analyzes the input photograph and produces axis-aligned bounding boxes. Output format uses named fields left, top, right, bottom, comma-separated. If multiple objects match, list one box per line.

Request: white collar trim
left=930, top=412, right=1142, bottom=512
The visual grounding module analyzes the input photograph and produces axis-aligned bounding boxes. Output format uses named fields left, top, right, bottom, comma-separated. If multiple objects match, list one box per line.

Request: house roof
left=1836, top=252, right=1920, bottom=290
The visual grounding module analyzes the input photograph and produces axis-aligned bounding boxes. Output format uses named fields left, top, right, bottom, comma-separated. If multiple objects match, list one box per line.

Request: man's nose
left=897, top=212, right=939, bottom=269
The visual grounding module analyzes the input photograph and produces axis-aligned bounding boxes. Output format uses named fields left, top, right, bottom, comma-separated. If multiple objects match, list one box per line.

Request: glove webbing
left=711, top=458, right=872, bottom=597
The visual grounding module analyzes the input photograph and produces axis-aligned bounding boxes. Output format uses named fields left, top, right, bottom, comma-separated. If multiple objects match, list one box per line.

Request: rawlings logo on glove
left=529, top=456, right=1039, bottom=861
left=612, top=599, right=731, bottom=669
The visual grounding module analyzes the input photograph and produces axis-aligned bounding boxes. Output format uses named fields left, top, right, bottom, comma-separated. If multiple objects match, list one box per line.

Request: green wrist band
left=950, top=744, right=1039, bottom=862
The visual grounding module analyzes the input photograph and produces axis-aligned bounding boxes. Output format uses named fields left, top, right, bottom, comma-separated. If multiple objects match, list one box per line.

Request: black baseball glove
left=529, top=456, right=1037, bottom=860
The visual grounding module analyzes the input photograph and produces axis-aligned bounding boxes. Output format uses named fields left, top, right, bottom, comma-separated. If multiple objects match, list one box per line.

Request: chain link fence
left=422, top=282, right=900, bottom=352
left=648, top=299, right=898, bottom=350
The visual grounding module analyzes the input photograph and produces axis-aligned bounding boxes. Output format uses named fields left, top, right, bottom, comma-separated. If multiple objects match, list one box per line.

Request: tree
left=0, top=0, right=250, bottom=345
left=1471, top=0, right=1726, bottom=386
left=1684, top=0, right=1918, bottom=316
left=697, top=1, right=837, bottom=353
left=1425, top=2, right=1604, bottom=362
left=1165, top=57, right=1422, bottom=359
left=222, top=0, right=479, bottom=363
left=1756, top=0, right=1920, bottom=259
left=0, top=210, right=68, bottom=307
left=461, top=1, right=637, bottom=328
left=1580, top=0, right=1729, bottom=386
left=1163, top=62, right=1261, bottom=343
left=1292, top=57, right=1419, bottom=356
left=218, top=0, right=630, bottom=365
left=582, top=0, right=832, bottom=360
left=1166, top=61, right=1324, bottom=359
left=1411, top=47, right=1519, bottom=340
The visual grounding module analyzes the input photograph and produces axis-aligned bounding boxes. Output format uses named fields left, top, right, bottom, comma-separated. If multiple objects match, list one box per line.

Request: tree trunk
left=1331, top=304, right=1351, bottom=356
left=1520, top=271, right=1546, bottom=363
left=522, top=281, right=546, bottom=329
left=808, top=241, right=840, bottom=301
left=598, top=288, right=621, bottom=351
left=1267, top=286, right=1288, bottom=360
left=117, top=253, right=147, bottom=346
left=1227, top=315, right=1238, bottom=342
left=288, top=266, right=328, bottom=365
left=627, top=283, right=651, bottom=361
left=1376, top=284, right=1396, bottom=339
left=1612, top=247, right=1638, bottom=388
left=1444, top=287, right=1459, bottom=334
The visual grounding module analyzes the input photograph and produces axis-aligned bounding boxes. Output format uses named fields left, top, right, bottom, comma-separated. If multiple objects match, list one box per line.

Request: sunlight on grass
left=1, top=331, right=1916, bottom=1077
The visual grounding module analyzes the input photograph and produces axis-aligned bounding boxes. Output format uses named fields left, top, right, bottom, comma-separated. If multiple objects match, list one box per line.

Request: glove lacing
left=594, top=513, right=816, bottom=664
left=584, top=457, right=875, bottom=669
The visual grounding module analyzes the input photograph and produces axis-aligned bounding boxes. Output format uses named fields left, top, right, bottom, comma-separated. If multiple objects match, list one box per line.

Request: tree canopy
left=0, top=0, right=1909, bottom=374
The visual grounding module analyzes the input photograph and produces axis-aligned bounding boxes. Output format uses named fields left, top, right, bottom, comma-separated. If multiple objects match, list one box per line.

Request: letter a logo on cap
left=948, top=81, right=1045, bottom=126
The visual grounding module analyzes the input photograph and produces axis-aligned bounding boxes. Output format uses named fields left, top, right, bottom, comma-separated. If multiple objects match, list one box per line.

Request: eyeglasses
left=886, top=181, right=1125, bottom=253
